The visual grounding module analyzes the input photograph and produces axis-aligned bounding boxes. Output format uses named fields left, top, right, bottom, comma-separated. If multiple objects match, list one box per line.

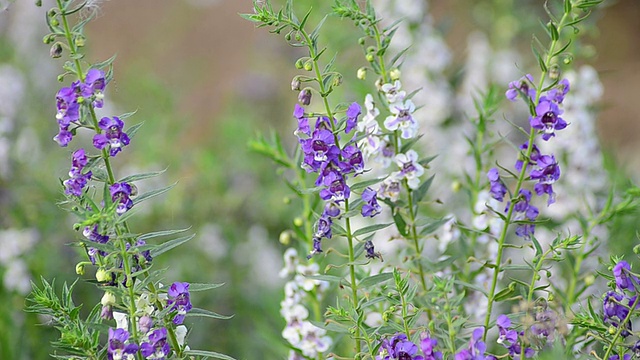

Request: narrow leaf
left=186, top=307, right=234, bottom=320
left=184, top=350, right=236, bottom=360
left=133, top=182, right=176, bottom=205
left=149, top=234, right=195, bottom=258
left=353, top=222, right=393, bottom=237
left=358, top=272, right=393, bottom=288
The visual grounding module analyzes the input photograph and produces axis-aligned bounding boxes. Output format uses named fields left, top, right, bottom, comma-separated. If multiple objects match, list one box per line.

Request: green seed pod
left=50, top=19, right=59, bottom=27
left=584, top=274, right=595, bottom=286
left=43, top=34, right=55, bottom=44
left=283, top=196, right=291, bottom=205
left=285, top=32, right=292, bottom=41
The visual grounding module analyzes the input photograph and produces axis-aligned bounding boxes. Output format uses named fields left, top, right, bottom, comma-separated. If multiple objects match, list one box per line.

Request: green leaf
left=531, top=235, right=544, bottom=259
left=350, top=176, right=387, bottom=191
left=125, top=122, right=144, bottom=140
left=309, top=320, right=350, bottom=333
left=184, top=349, right=236, bottom=360
left=309, top=15, right=328, bottom=42
left=133, top=182, right=176, bottom=205
left=418, top=217, right=449, bottom=236
left=305, top=274, right=345, bottom=284
left=138, top=227, right=191, bottom=241
left=393, top=209, right=409, bottom=237
left=352, top=222, right=393, bottom=237
left=119, top=169, right=167, bottom=183
left=189, top=283, right=225, bottom=292
left=358, top=272, right=393, bottom=288
left=412, top=174, right=434, bottom=203
left=186, top=307, right=234, bottom=320
left=149, top=234, right=195, bottom=258
left=493, top=282, right=516, bottom=302
left=548, top=21, right=559, bottom=41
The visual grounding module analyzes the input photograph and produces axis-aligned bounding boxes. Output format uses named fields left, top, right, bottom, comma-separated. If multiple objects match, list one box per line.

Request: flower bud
left=50, top=43, right=63, bottom=58
left=451, top=180, right=462, bottom=193
left=47, top=8, right=57, bottom=17
left=295, top=58, right=305, bottom=70
left=389, top=68, right=401, bottom=81
left=293, top=217, right=303, bottom=227
left=96, top=268, right=110, bottom=282
left=608, top=325, right=617, bottom=335
left=358, top=37, right=366, bottom=46
left=35, top=0, right=42, bottom=6
left=356, top=67, right=367, bottom=80
left=634, top=244, right=640, bottom=254
left=43, top=34, right=55, bottom=44
left=50, top=19, right=59, bottom=27
left=549, top=64, right=560, bottom=80
left=283, top=196, right=291, bottom=204
left=279, top=230, right=292, bottom=245
left=332, top=75, right=342, bottom=87
left=74, top=35, right=85, bottom=48
left=303, top=61, right=313, bottom=71
left=75, top=263, right=85, bottom=275
left=101, top=291, right=116, bottom=306
left=138, top=315, right=153, bottom=334
left=285, top=32, right=292, bottom=41
left=584, top=274, right=595, bottom=286
left=294, top=32, right=301, bottom=42
left=365, top=53, right=375, bottom=63
left=298, top=88, right=312, bottom=105
left=563, top=55, right=573, bottom=65
left=291, top=76, right=301, bottom=91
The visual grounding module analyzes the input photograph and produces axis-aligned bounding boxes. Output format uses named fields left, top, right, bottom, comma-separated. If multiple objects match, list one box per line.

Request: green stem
left=602, top=295, right=640, bottom=360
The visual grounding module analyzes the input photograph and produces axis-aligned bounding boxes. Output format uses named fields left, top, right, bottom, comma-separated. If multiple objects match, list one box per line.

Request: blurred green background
left=0, top=0, right=639, bottom=358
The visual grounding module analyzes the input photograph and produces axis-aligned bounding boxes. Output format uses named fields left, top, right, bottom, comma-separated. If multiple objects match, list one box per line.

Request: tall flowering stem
left=482, top=0, right=601, bottom=340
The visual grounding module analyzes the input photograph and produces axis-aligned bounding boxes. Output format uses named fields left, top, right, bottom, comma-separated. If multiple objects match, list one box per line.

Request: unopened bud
left=634, top=244, right=640, bottom=254
left=332, top=75, right=342, bottom=87
left=298, top=88, right=312, bottom=105
left=293, top=217, right=303, bottom=227
left=357, top=67, right=367, bottom=80
left=549, top=64, right=560, bottom=80
left=608, top=325, right=617, bottom=335
left=358, top=37, right=366, bottom=46
left=74, top=35, right=85, bottom=48
left=279, top=231, right=292, bottom=245
left=563, top=55, right=573, bottom=65
left=365, top=53, right=375, bottom=63
left=75, top=263, right=85, bottom=275
left=50, top=19, right=59, bottom=27
left=584, top=274, right=595, bottom=286
left=451, top=180, right=462, bottom=193
left=291, top=77, right=301, bottom=91
left=101, top=291, right=116, bottom=306
left=50, top=43, right=63, bottom=58
left=389, top=68, right=401, bottom=81
left=96, top=268, right=110, bottom=282
left=303, top=61, right=313, bottom=71
left=43, top=34, right=55, bottom=44
left=294, top=32, right=301, bottom=42
left=295, top=58, right=305, bottom=70
left=283, top=196, right=291, bottom=205
left=138, top=315, right=153, bottom=334
left=285, top=32, right=292, bottom=41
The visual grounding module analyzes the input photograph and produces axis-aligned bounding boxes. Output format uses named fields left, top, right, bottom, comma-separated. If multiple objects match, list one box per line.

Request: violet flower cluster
left=105, top=281, right=192, bottom=360
left=487, top=75, right=569, bottom=239
left=376, top=333, right=442, bottom=360
left=602, top=261, right=639, bottom=341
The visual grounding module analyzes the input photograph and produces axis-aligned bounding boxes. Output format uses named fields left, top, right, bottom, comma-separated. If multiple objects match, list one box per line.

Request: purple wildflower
left=603, top=291, right=632, bottom=337
left=84, top=69, right=106, bottom=108
left=107, top=328, right=139, bottom=360
left=298, top=88, right=312, bottom=106
left=323, top=201, right=341, bottom=218
left=364, top=240, right=382, bottom=260
left=530, top=99, right=567, bottom=141
left=93, top=116, right=130, bottom=157
left=83, top=225, right=109, bottom=264
left=294, top=104, right=310, bottom=138
left=109, top=182, right=134, bottom=215
left=454, top=328, right=495, bottom=360
left=506, top=189, right=539, bottom=239
left=609, top=355, right=632, bottom=360
left=319, top=171, right=350, bottom=203
left=340, top=145, right=365, bottom=175
left=167, top=282, right=192, bottom=325
left=496, top=315, right=534, bottom=358
left=377, top=333, right=424, bottom=360
left=378, top=173, right=402, bottom=202
left=547, top=78, right=570, bottom=104
left=506, top=74, right=536, bottom=102
left=301, top=128, right=339, bottom=173
left=529, top=155, right=560, bottom=205
left=139, top=315, right=153, bottom=335
left=420, top=336, right=443, bottom=360
left=361, top=187, right=381, bottom=217
left=345, top=102, right=361, bottom=134
left=384, top=100, right=418, bottom=139
left=395, top=150, right=424, bottom=189
left=140, top=327, right=171, bottom=360
left=613, top=261, right=637, bottom=291
left=64, top=149, right=92, bottom=196
left=487, top=168, right=507, bottom=202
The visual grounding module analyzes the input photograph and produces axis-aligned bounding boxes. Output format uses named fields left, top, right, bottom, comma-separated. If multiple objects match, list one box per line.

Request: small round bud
left=359, top=19, right=367, bottom=27
left=279, top=231, right=292, bottom=245
left=365, top=53, right=375, bottom=63
left=50, top=43, right=63, bottom=58
left=634, top=244, right=640, bottom=254
left=563, top=55, right=573, bottom=65
left=138, top=315, right=153, bottom=334
left=366, top=46, right=376, bottom=54
left=608, top=325, right=617, bottom=335
left=293, top=217, right=303, bottom=227
left=75, top=263, right=85, bottom=275
left=283, top=196, right=291, bottom=205
left=356, top=67, right=367, bottom=80
left=548, top=293, right=554, bottom=302
left=285, top=32, right=292, bottom=41
left=43, top=34, right=55, bottom=44
left=294, top=32, right=301, bottom=42
left=50, top=19, right=59, bottom=27
left=549, top=64, right=560, bottom=80
left=298, top=88, right=312, bottom=105
left=76, top=96, right=85, bottom=104
left=291, top=76, right=301, bottom=91
left=35, top=0, right=42, bottom=6
left=57, top=74, right=65, bottom=82
left=303, top=61, right=313, bottom=71
left=358, top=37, right=366, bottom=46
left=295, top=58, right=305, bottom=70
left=332, top=75, right=342, bottom=87
left=584, top=274, right=595, bottom=286
left=389, top=68, right=401, bottom=81
left=74, top=35, right=85, bottom=48
left=96, top=268, right=110, bottom=282
left=47, top=8, right=57, bottom=17
left=101, top=291, right=116, bottom=306
left=444, top=304, right=450, bottom=311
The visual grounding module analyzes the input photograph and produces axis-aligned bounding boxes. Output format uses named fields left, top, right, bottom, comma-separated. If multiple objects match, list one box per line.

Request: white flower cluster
left=279, top=248, right=332, bottom=359
left=0, top=228, right=38, bottom=295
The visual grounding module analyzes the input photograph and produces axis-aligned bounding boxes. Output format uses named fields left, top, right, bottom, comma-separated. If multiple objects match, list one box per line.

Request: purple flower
left=487, top=168, right=507, bottom=202
left=168, top=282, right=192, bottom=325
left=507, top=189, right=539, bottom=240
left=55, top=86, right=80, bottom=127
left=530, top=99, right=567, bottom=141
left=454, top=328, right=495, bottom=360
left=345, top=102, right=361, bottom=134
left=514, top=143, right=541, bottom=172
left=395, top=150, right=424, bottom=189
left=63, top=148, right=92, bottom=196
left=298, top=88, right=312, bottom=105
left=609, top=355, right=631, bottom=360
left=53, top=128, right=74, bottom=147
left=603, top=291, right=632, bottom=337
left=506, top=74, right=536, bottom=102
left=301, top=128, right=339, bottom=172
left=420, top=336, right=443, bottom=360
left=139, top=315, right=153, bottom=335
left=85, top=69, right=106, bottom=108
left=93, top=116, right=130, bottom=157
left=109, top=182, right=134, bottom=215
left=530, top=155, right=560, bottom=205
left=140, top=327, right=171, bottom=360
left=378, top=173, right=402, bottom=202
left=323, top=201, right=341, bottom=218
left=293, top=104, right=310, bottom=138
left=377, top=333, right=424, bottom=360
left=361, top=187, right=381, bottom=217
left=319, top=171, right=350, bottom=203
left=613, top=261, right=637, bottom=291
left=107, top=328, right=139, bottom=360
left=364, top=240, right=381, bottom=260
left=83, top=225, right=109, bottom=264
left=340, top=145, right=365, bottom=175
left=496, top=315, right=534, bottom=358
left=547, top=78, right=570, bottom=104
left=384, top=100, right=418, bottom=139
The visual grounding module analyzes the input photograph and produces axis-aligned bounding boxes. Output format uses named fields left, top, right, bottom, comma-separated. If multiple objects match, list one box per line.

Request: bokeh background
left=0, top=0, right=638, bottom=358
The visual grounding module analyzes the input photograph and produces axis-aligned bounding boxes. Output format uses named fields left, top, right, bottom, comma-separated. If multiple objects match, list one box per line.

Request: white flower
left=113, top=312, right=128, bottom=330
left=279, top=247, right=299, bottom=278
left=384, top=100, right=418, bottom=139
left=381, top=80, right=406, bottom=104
left=395, top=150, right=424, bottom=189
